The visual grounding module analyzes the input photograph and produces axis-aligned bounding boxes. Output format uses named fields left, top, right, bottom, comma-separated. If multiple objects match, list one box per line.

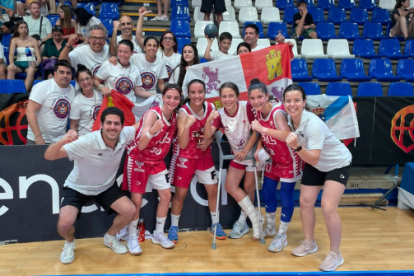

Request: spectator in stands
left=292, top=1, right=317, bottom=40
left=237, top=42, right=251, bottom=55
left=169, top=43, right=199, bottom=87
left=7, top=20, right=42, bottom=92
left=0, top=0, right=16, bottom=18
left=23, top=1, right=52, bottom=49
left=201, top=0, right=226, bottom=26
left=243, top=24, right=267, bottom=52
left=59, top=25, right=110, bottom=79
left=42, top=25, right=67, bottom=60
left=70, top=64, right=103, bottom=136
left=150, top=0, right=169, bottom=21
left=18, top=0, right=49, bottom=17
left=110, top=16, right=142, bottom=55
left=390, top=0, right=414, bottom=40
left=56, top=5, right=77, bottom=40
left=26, top=59, right=76, bottom=145
left=74, top=7, right=106, bottom=43
left=204, top=32, right=233, bottom=61
left=0, top=42, right=6, bottom=79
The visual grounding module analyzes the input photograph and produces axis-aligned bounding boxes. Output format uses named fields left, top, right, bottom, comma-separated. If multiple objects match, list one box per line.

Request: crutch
left=252, top=138, right=266, bottom=245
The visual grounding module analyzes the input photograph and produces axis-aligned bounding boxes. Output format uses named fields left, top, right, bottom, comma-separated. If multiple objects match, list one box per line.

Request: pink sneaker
left=319, top=251, right=344, bottom=271
left=292, top=239, right=318, bottom=257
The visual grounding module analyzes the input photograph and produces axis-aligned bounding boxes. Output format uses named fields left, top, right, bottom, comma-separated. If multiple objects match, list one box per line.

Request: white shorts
left=195, top=166, right=218, bottom=185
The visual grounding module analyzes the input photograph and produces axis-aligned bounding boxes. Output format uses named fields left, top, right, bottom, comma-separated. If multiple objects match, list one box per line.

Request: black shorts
left=60, top=183, right=125, bottom=220
left=301, top=163, right=351, bottom=186
left=200, top=0, right=227, bottom=14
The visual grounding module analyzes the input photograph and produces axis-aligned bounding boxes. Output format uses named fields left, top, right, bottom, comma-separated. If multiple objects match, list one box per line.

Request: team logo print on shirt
left=164, top=65, right=173, bottom=82
left=92, top=105, right=101, bottom=120
left=134, top=161, right=145, bottom=172
left=92, top=64, right=102, bottom=76
left=115, top=77, right=134, bottom=95
left=141, top=71, right=156, bottom=90
left=177, top=157, right=188, bottom=168
left=53, top=99, right=70, bottom=119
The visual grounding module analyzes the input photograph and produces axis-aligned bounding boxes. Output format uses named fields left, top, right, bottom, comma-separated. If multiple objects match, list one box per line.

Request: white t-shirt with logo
left=130, top=53, right=169, bottom=102
left=69, top=90, right=103, bottom=136
left=27, top=78, right=76, bottom=143
left=117, top=35, right=142, bottom=54
left=251, top=44, right=267, bottom=52
left=169, top=67, right=180, bottom=85
left=69, top=44, right=110, bottom=76
left=95, top=60, right=143, bottom=103
left=156, top=49, right=181, bottom=82
left=63, top=126, right=136, bottom=195
left=209, top=49, right=234, bottom=61
left=77, top=16, right=102, bottom=38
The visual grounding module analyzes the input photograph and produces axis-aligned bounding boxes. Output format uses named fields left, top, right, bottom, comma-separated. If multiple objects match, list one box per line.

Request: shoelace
left=62, top=243, right=75, bottom=256
left=300, top=239, right=313, bottom=246
left=325, top=251, right=338, bottom=261
left=271, top=234, right=283, bottom=245
left=233, top=222, right=244, bottom=232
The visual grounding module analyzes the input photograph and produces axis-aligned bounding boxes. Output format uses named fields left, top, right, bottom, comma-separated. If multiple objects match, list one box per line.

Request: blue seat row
left=277, top=0, right=379, bottom=10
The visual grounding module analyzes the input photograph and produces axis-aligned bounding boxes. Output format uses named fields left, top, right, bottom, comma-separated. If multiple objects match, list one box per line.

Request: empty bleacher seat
left=196, top=38, right=219, bottom=58
left=388, top=82, right=414, bottom=96
left=261, top=7, right=282, bottom=24
left=267, top=22, right=289, bottom=38
left=219, top=21, right=241, bottom=37
left=405, top=40, right=414, bottom=57
left=339, top=22, right=362, bottom=40
left=338, top=0, right=356, bottom=10
left=0, top=80, right=26, bottom=94
left=98, top=3, right=120, bottom=20
left=283, top=7, right=298, bottom=24
left=301, top=39, right=328, bottom=58
left=243, top=22, right=265, bottom=38
left=239, top=7, right=259, bottom=24
left=341, top=59, right=372, bottom=81
left=276, top=0, right=294, bottom=9
left=357, top=82, right=384, bottom=96
left=255, top=0, right=273, bottom=10
left=349, top=8, right=369, bottom=25
left=379, top=39, right=407, bottom=59
left=223, top=6, right=236, bottom=21
left=379, top=0, right=395, bottom=10
left=234, top=0, right=253, bottom=9
left=257, top=38, right=271, bottom=47
left=304, top=0, right=316, bottom=7
left=77, top=3, right=95, bottom=16
left=171, top=20, right=191, bottom=37
left=371, top=8, right=391, bottom=24
left=327, top=39, right=355, bottom=58
left=327, top=8, right=347, bottom=24
left=46, top=14, right=60, bottom=26
left=194, top=7, right=213, bottom=22
left=312, top=59, right=343, bottom=81
left=282, top=38, right=301, bottom=58
left=177, top=37, right=191, bottom=54
left=171, top=6, right=190, bottom=21
left=363, top=22, right=388, bottom=40
left=225, top=0, right=232, bottom=6
left=326, top=82, right=352, bottom=96
left=170, top=0, right=189, bottom=7
left=192, top=0, right=201, bottom=7
left=298, top=82, right=322, bottom=95
left=353, top=39, right=381, bottom=58
left=101, top=18, right=113, bottom=36
left=397, top=59, right=414, bottom=82
left=317, top=22, right=338, bottom=40
left=308, top=7, right=325, bottom=23
left=358, top=0, right=378, bottom=10
left=317, top=0, right=336, bottom=10
left=194, top=21, right=215, bottom=39
left=369, top=58, right=402, bottom=81
left=228, top=38, right=244, bottom=54
left=291, top=59, right=313, bottom=81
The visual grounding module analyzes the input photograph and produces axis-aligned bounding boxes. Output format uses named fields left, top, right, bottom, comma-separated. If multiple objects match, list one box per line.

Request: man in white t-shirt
left=109, top=16, right=142, bottom=56
left=59, top=25, right=110, bottom=77
left=26, top=60, right=76, bottom=145
left=44, top=107, right=143, bottom=264
left=23, top=2, right=52, bottom=47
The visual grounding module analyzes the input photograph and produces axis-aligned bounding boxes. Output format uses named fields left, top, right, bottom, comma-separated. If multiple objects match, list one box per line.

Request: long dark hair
left=176, top=44, right=199, bottom=88
left=12, top=21, right=28, bottom=38
left=395, top=0, right=406, bottom=9
left=183, top=79, right=206, bottom=105
left=58, top=5, right=72, bottom=32
left=74, top=7, right=93, bottom=26
left=160, top=31, right=178, bottom=53
left=248, top=78, right=275, bottom=102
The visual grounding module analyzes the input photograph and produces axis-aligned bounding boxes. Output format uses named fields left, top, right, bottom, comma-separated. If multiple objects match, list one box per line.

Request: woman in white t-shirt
left=70, top=64, right=103, bottom=136
left=169, top=44, right=199, bottom=89
left=283, top=84, right=352, bottom=272
left=74, top=7, right=107, bottom=43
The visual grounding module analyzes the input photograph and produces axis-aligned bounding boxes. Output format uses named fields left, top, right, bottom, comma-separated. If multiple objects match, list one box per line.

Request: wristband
left=146, top=131, right=154, bottom=139
left=66, top=44, right=72, bottom=48
left=99, top=84, right=104, bottom=91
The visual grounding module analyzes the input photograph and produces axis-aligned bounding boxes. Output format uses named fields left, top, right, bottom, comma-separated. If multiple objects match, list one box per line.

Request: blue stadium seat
left=358, top=0, right=378, bottom=10
left=98, top=3, right=120, bottom=20
left=404, top=39, right=414, bottom=57
left=33, top=80, right=44, bottom=86
left=357, top=82, right=384, bottom=96
left=171, top=6, right=190, bottom=21
left=101, top=18, right=114, bottom=36
left=371, top=8, right=391, bottom=24
left=0, top=80, right=26, bottom=93
left=170, top=20, right=191, bottom=37
left=338, top=0, right=356, bottom=10
left=302, top=0, right=316, bottom=7
left=243, top=22, right=266, bottom=38
left=176, top=37, right=191, bottom=53
left=57, top=1, right=71, bottom=7
left=326, top=82, right=352, bottom=96
left=349, top=8, right=369, bottom=25
left=386, top=23, right=405, bottom=41
left=283, top=7, right=298, bottom=24
left=379, top=39, right=407, bottom=59
left=388, top=82, right=414, bottom=96
left=308, top=8, right=325, bottom=23
left=328, top=8, right=347, bottom=24
left=298, top=82, right=322, bottom=95
left=312, top=59, right=342, bottom=81
left=70, top=80, right=76, bottom=87
left=397, top=59, right=414, bottom=82
left=317, top=0, right=336, bottom=10
left=369, top=58, right=402, bottom=81
left=1, top=33, right=12, bottom=57
left=276, top=0, right=294, bottom=9
left=316, top=22, right=337, bottom=40
left=267, top=22, right=290, bottom=38
left=46, top=14, right=60, bottom=26
left=339, top=22, right=362, bottom=40
left=77, top=3, right=95, bottom=16
left=341, top=59, right=372, bottom=82
left=291, top=59, right=313, bottom=81
left=170, top=0, right=189, bottom=6
left=363, top=22, right=388, bottom=40
left=353, top=39, right=381, bottom=58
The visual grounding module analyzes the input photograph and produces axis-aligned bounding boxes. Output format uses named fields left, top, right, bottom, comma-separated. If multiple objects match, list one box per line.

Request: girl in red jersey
left=122, top=84, right=182, bottom=255
left=167, top=79, right=226, bottom=243
left=248, top=79, right=304, bottom=253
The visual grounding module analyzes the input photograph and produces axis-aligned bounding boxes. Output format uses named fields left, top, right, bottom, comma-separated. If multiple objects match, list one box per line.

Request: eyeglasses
left=78, top=77, right=91, bottom=83
left=163, top=36, right=174, bottom=41
left=90, top=36, right=107, bottom=41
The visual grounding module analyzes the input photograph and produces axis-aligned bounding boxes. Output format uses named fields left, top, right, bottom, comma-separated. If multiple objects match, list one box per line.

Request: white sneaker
left=150, top=15, right=163, bottom=21
left=104, top=234, right=128, bottom=254
left=160, top=15, right=169, bottom=21
left=268, top=233, right=288, bottom=253
left=127, top=235, right=142, bottom=256
left=152, top=232, right=175, bottom=249
left=228, top=221, right=249, bottom=239
left=116, top=226, right=128, bottom=241
left=60, top=240, right=76, bottom=264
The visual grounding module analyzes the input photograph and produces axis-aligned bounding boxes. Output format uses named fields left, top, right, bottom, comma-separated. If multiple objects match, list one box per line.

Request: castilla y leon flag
left=183, top=43, right=294, bottom=108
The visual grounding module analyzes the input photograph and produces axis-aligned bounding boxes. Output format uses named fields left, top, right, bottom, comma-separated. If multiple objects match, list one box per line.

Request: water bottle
left=25, top=47, right=35, bottom=67
left=138, top=218, right=145, bottom=242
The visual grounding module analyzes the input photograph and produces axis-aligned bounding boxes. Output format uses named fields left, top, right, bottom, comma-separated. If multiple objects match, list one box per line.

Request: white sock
left=171, top=214, right=180, bottom=227
left=155, top=217, right=167, bottom=235
left=237, top=210, right=248, bottom=224
left=129, top=219, right=138, bottom=237
left=210, top=211, right=219, bottom=224
left=266, top=212, right=276, bottom=229
left=104, top=233, right=114, bottom=239
left=278, top=221, right=290, bottom=235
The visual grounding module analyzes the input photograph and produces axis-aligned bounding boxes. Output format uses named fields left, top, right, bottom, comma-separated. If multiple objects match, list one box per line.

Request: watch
left=294, top=145, right=303, bottom=152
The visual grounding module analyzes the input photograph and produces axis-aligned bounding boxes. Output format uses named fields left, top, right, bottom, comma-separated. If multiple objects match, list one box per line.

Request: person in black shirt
left=292, top=1, right=318, bottom=39
left=389, top=0, right=414, bottom=40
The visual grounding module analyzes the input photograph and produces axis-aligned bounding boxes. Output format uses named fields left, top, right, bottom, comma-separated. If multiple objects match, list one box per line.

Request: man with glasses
left=26, top=60, right=76, bottom=145
left=109, top=16, right=142, bottom=56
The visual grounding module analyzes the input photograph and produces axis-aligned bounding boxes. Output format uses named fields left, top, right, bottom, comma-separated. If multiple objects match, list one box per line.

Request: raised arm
left=251, top=112, right=290, bottom=141
left=44, top=130, right=78, bottom=160
left=137, top=111, right=164, bottom=151
left=135, top=7, right=152, bottom=48
left=110, top=20, right=121, bottom=56
left=178, top=110, right=195, bottom=150
left=59, top=34, right=78, bottom=63
left=204, top=109, right=219, bottom=139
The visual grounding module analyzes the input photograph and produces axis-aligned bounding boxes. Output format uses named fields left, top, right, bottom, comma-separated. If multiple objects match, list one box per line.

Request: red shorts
left=122, top=155, right=170, bottom=194
left=229, top=160, right=256, bottom=172
left=172, top=155, right=217, bottom=188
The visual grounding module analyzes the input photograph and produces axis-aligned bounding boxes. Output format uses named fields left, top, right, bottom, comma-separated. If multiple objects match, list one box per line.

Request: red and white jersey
left=258, top=103, right=303, bottom=182
left=127, top=106, right=177, bottom=165
left=212, top=102, right=255, bottom=166
left=175, top=101, right=215, bottom=159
